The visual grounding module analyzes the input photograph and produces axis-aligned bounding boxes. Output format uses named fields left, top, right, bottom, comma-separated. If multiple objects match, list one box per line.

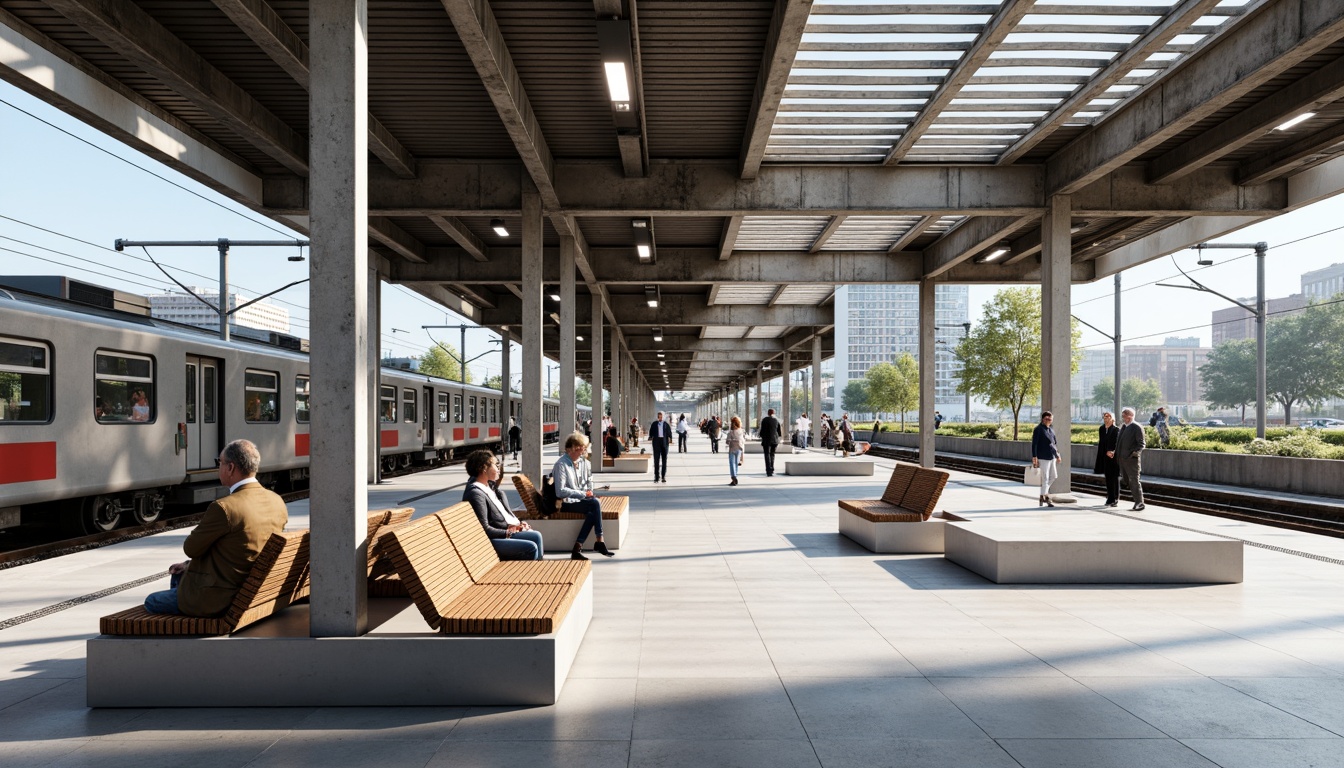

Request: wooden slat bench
left=99, top=530, right=311, bottom=636
left=365, top=507, right=416, bottom=598
left=378, top=502, right=590, bottom=635
left=511, top=474, right=630, bottom=551
left=837, top=464, right=953, bottom=553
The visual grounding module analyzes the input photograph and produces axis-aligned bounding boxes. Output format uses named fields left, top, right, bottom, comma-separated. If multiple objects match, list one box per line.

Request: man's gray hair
left=1120, top=407, right=1135, bottom=417
left=222, top=439, right=261, bottom=476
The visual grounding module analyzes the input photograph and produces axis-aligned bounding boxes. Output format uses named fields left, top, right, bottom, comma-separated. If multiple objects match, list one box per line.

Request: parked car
left=1301, top=418, right=1344, bottom=429
left=1197, top=419, right=1226, bottom=427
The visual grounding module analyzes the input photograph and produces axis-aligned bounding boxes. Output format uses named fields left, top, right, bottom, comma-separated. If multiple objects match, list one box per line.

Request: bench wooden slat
left=837, top=464, right=949, bottom=526
left=899, top=469, right=949, bottom=521
left=882, top=464, right=918, bottom=507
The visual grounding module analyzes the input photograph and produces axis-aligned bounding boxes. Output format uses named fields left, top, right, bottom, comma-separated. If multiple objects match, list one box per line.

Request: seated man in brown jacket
left=143, top=439, right=288, bottom=616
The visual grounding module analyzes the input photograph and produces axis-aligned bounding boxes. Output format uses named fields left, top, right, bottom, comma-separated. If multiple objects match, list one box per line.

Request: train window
left=402, top=388, right=416, bottom=423
left=488, top=398, right=496, bottom=424
left=469, top=396, right=477, bottom=424
left=203, top=365, right=216, bottom=423
left=244, top=369, right=279, bottom=423
left=95, top=350, right=154, bottom=424
left=0, top=337, right=51, bottom=423
left=437, top=393, right=449, bottom=423
left=185, top=364, right=197, bottom=424
left=380, top=385, right=396, bottom=423
left=453, top=394, right=463, bottom=423
left=295, top=376, right=311, bottom=423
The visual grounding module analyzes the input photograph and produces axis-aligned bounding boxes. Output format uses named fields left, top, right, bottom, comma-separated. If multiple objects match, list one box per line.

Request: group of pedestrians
left=1031, top=407, right=1147, bottom=510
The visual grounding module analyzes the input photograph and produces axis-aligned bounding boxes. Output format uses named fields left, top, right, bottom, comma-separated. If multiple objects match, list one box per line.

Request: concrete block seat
left=88, top=504, right=593, bottom=706
left=837, top=464, right=951, bottom=553
left=945, top=517, right=1244, bottom=584
left=512, top=474, right=629, bottom=552
left=602, top=454, right=651, bottom=473
left=786, top=458, right=875, bottom=476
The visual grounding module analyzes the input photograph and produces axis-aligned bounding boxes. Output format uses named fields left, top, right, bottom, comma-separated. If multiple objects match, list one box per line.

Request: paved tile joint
left=3, top=433, right=1344, bottom=767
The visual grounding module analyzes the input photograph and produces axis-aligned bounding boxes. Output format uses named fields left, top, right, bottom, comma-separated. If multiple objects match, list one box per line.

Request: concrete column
left=744, top=376, right=751, bottom=431
left=811, top=335, right=823, bottom=446
left=521, top=177, right=544, bottom=484
left=1042, top=194, right=1073, bottom=494
left=559, top=237, right=577, bottom=436
left=610, top=331, right=621, bottom=431
left=308, top=0, right=368, bottom=638
left=755, top=369, right=763, bottom=430
left=498, top=328, right=510, bottom=458
left=781, top=352, right=791, bottom=437
left=918, top=278, right=937, bottom=468
left=591, top=297, right=604, bottom=475
left=368, top=268, right=380, bottom=484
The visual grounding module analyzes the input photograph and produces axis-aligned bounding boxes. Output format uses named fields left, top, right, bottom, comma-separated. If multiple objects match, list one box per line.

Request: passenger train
left=0, top=280, right=587, bottom=535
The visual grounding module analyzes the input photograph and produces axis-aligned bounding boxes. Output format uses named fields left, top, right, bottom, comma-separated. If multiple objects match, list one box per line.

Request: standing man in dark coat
left=144, top=439, right=288, bottom=616
left=1095, top=411, right=1120, bottom=507
left=648, top=411, right=672, bottom=483
left=1116, top=407, right=1147, bottom=511
left=706, top=415, right=722, bottom=454
left=758, top=408, right=782, bottom=477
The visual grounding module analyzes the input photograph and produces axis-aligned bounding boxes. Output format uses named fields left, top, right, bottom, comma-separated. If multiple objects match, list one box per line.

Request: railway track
left=0, top=458, right=462, bottom=569
left=867, top=446, right=1344, bottom=539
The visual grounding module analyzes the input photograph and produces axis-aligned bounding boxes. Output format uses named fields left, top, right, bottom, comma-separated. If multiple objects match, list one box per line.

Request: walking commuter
left=508, top=417, right=522, bottom=460
left=758, top=408, right=782, bottom=476
left=649, top=411, right=672, bottom=483
left=553, top=433, right=614, bottom=560
left=628, top=417, right=641, bottom=448
left=871, top=418, right=882, bottom=438
left=838, top=414, right=855, bottom=458
left=1031, top=411, right=1061, bottom=507
left=676, top=413, right=689, bottom=453
left=934, top=411, right=943, bottom=429
left=462, top=450, right=542, bottom=560
left=707, top=415, right=722, bottom=453
left=1117, top=407, right=1147, bottom=510
left=819, top=417, right=832, bottom=452
left=1151, top=406, right=1170, bottom=448
left=794, top=413, right=811, bottom=451
left=725, top=416, right=746, bottom=486
left=1096, top=411, right=1121, bottom=507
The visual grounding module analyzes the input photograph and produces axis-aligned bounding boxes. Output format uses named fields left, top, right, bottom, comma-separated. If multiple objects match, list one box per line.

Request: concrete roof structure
left=6, top=0, right=1344, bottom=394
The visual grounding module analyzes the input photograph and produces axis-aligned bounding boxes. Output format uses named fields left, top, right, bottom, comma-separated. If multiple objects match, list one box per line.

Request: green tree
left=481, top=374, right=503, bottom=391
left=1091, top=376, right=1164, bottom=414
left=1266, top=301, right=1344, bottom=425
left=954, top=287, right=1081, bottom=440
left=866, top=353, right=920, bottom=431
left=576, top=379, right=592, bottom=407
left=1199, top=339, right=1256, bottom=424
left=840, top=379, right=870, bottom=414
left=418, top=343, right=470, bottom=383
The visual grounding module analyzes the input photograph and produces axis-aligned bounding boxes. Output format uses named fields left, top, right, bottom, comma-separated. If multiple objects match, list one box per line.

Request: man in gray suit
left=1116, top=407, right=1146, bottom=511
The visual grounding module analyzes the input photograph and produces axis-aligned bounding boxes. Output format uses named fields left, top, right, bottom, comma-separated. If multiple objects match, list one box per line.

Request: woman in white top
left=794, top=413, right=810, bottom=450
left=462, top=450, right=543, bottom=560
left=725, top=416, right=746, bottom=486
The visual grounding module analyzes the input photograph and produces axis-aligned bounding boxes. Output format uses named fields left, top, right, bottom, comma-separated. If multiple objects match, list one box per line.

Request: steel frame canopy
left=5, top=0, right=1344, bottom=391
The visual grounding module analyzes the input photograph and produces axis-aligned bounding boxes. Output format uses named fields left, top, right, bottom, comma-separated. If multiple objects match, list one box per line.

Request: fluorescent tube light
left=1275, top=112, right=1315, bottom=131
left=604, top=62, right=631, bottom=107
left=549, top=293, right=561, bottom=302
left=490, top=219, right=509, bottom=237
left=637, top=244, right=652, bottom=260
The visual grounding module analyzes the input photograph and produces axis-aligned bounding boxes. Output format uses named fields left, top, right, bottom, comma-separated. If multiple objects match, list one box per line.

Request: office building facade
left=149, top=288, right=290, bottom=335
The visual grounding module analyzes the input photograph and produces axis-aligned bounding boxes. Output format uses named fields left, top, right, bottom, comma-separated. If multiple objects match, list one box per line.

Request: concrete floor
left=3, top=433, right=1344, bottom=767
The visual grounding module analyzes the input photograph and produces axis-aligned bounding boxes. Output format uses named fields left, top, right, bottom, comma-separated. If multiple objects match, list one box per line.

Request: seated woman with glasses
left=462, top=449, right=543, bottom=560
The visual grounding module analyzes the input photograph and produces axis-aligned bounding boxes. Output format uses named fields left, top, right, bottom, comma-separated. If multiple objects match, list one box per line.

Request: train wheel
left=381, top=456, right=397, bottom=474
left=131, top=498, right=162, bottom=526
left=63, top=495, right=121, bottom=535
left=398, top=454, right=412, bottom=470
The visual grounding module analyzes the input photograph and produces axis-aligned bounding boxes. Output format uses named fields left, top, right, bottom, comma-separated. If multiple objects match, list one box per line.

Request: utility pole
left=1160, top=242, right=1268, bottom=439
left=1113, top=274, right=1122, bottom=419
left=114, top=238, right=308, bottom=342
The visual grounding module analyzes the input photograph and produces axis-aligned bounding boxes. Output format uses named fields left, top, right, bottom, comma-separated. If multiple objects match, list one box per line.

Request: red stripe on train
left=453, top=428, right=465, bottom=441
left=0, top=441, right=57, bottom=484
left=380, top=430, right=399, bottom=448
left=488, top=427, right=500, bottom=437
left=295, top=433, right=310, bottom=457
left=544, top=423, right=558, bottom=433
left=469, top=428, right=479, bottom=439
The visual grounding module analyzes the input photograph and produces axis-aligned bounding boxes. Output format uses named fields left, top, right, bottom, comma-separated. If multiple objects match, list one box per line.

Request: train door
left=184, top=355, right=221, bottom=470
left=422, top=387, right=434, bottom=447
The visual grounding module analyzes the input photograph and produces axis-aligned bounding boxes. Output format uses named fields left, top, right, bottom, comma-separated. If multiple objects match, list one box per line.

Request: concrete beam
left=426, top=215, right=489, bottom=261
left=44, top=0, right=308, bottom=174
left=888, top=215, right=938, bottom=252
left=922, top=216, right=1035, bottom=278
left=1072, top=165, right=1286, bottom=217
left=1238, top=119, right=1344, bottom=184
left=209, top=0, right=416, bottom=178
left=0, top=10, right=262, bottom=206
left=1148, top=53, right=1344, bottom=184
left=368, top=218, right=426, bottom=264
left=1046, top=0, right=1344, bottom=195
left=740, top=0, right=814, bottom=179
left=483, top=294, right=833, bottom=328
left=719, top=215, right=744, bottom=260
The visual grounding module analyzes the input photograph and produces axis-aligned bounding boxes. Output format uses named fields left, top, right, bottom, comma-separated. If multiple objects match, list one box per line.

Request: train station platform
left=4, top=433, right=1344, bottom=767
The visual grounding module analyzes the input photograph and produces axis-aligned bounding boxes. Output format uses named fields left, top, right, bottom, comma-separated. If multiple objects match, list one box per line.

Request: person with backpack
left=553, top=432, right=614, bottom=560
left=1151, top=407, right=1170, bottom=448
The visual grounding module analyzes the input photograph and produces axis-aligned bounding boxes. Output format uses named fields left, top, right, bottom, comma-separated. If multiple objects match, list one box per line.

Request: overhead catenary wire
left=1077, top=295, right=1344, bottom=350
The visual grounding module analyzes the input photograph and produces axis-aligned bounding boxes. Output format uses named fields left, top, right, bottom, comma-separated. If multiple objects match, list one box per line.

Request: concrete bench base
left=839, top=509, right=962, bottom=553
left=602, top=456, right=651, bottom=473
left=786, top=459, right=874, bottom=476
left=87, top=579, right=592, bottom=707
left=944, top=519, right=1243, bottom=584
left=528, top=511, right=627, bottom=552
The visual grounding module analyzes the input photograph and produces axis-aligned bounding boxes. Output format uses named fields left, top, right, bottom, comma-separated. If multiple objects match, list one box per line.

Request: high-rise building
left=1211, top=294, right=1307, bottom=344
left=149, top=288, right=290, bottom=334
left=1072, top=349, right=1115, bottom=412
left=1302, top=262, right=1344, bottom=300
left=832, top=284, right=970, bottom=419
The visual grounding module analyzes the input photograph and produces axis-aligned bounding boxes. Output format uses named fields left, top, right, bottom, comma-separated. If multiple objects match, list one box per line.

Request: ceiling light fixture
left=1275, top=112, right=1315, bottom=131
left=596, top=20, right=637, bottom=122
left=645, top=286, right=659, bottom=308
left=576, top=334, right=585, bottom=342
left=976, top=243, right=1010, bottom=263
left=549, top=292, right=561, bottom=302
left=652, top=327, right=663, bottom=342
left=490, top=219, right=509, bottom=237
left=632, top=220, right=654, bottom=261
left=656, top=353, right=665, bottom=358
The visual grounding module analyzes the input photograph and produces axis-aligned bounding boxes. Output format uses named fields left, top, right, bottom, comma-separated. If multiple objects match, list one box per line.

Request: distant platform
left=944, top=517, right=1243, bottom=584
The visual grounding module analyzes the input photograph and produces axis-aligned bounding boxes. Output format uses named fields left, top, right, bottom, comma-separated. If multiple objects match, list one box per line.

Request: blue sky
left=4, top=78, right=1344, bottom=395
